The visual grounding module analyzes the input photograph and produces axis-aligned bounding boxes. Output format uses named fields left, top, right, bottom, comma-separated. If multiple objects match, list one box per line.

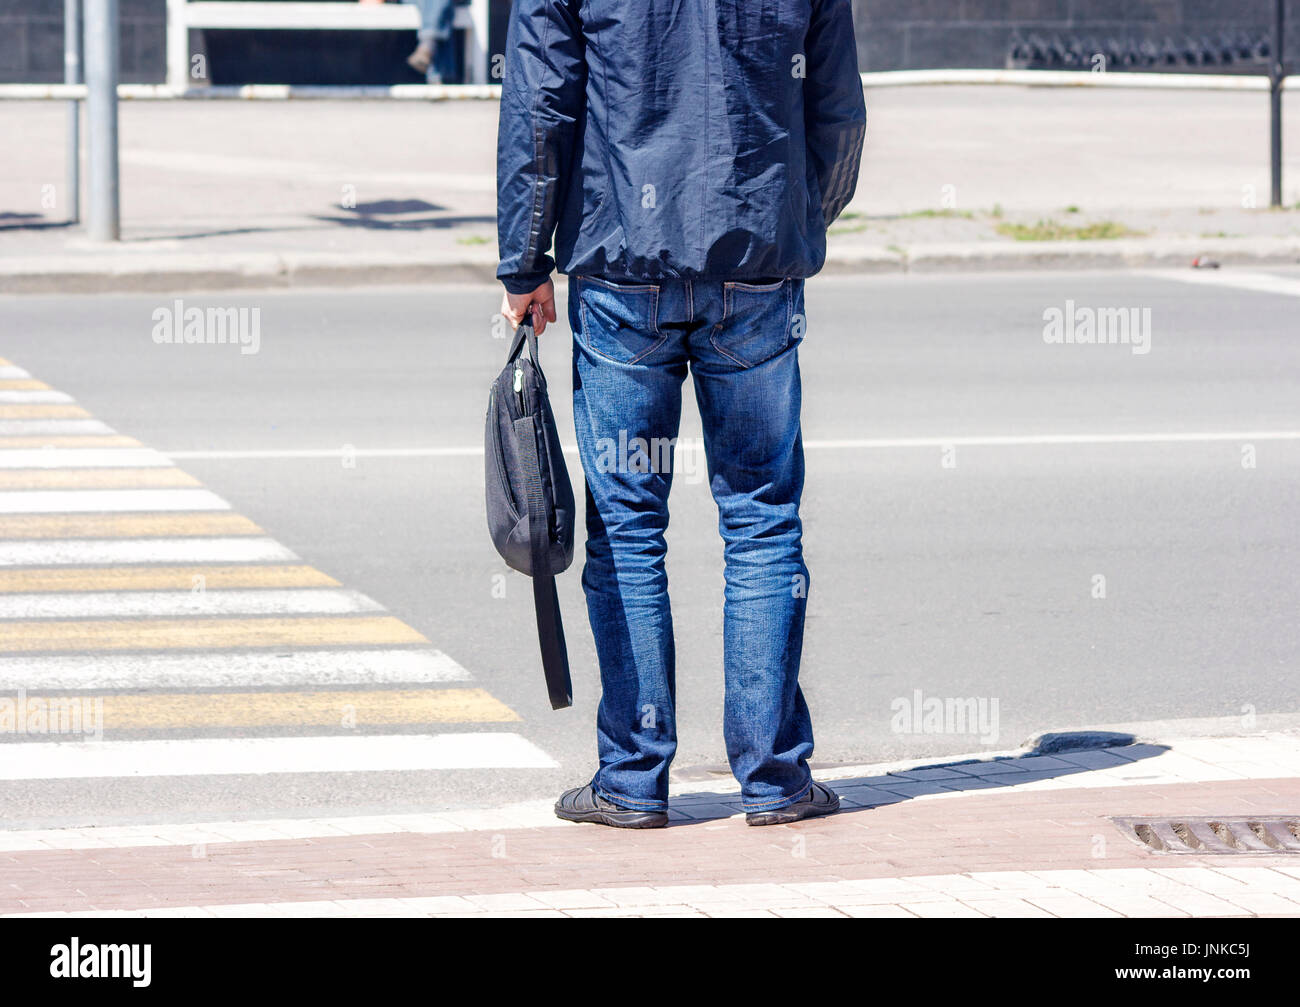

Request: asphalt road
left=1, top=267, right=1297, bottom=826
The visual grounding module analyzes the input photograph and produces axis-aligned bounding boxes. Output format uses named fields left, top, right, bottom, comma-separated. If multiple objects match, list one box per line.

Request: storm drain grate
left=1113, top=816, right=1300, bottom=855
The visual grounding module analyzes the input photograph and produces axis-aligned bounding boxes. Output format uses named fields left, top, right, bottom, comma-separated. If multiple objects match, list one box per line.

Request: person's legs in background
left=406, top=0, right=456, bottom=84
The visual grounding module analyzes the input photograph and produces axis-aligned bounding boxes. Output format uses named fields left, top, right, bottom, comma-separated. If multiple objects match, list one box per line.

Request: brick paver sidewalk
left=4, top=735, right=1299, bottom=918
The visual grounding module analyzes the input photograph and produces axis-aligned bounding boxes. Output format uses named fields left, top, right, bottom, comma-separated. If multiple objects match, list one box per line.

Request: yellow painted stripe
left=0, top=564, right=339, bottom=593
left=0, top=358, right=11, bottom=367
left=0, top=688, right=521, bottom=730
left=0, top=468, right=201, bottom=490
left=0, top=436, right=142, bottom=449
left=0, top=512, right=263, bottom=539
left=0, top=616, right=428, bottom=652
left=0, top=405, right=89, bottom=419
left=0, top=379, right=49, bottom=391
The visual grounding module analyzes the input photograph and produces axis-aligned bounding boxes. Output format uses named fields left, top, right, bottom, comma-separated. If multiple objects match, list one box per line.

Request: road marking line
left=0, top=615, right=428, bottom=652
left=0, top=488, right=230, bottom=514
left=0, top=468, right=200, bottom=490
left=0, top=733, right=557, bottom=779
left=0, top=448, right=172, bottom=469
left=0, top=367, right=31, bottom=379
left=0, top=537, right=297, bottom=566
left=161, top=430, right=1300, bottom=461
left=165, top=447, right=486, bottom=460
left=0, top=564, right=334, bottom=592
left=1144, top=268, right=1300, bottom=298
left=0, top=405, right=88, bottom=419
left=0, top=588, right=385, bottom=619
left=0, top=380, right=51, bottom=391
left=0, top=435, right=141, bottom=448
left=0, top=688, right=521, bottom=730
left=0, top=391, right=74, bottom=404
left=0, top=420, right=114, bottom=436
left=0, top=649, right=473, bottom=690
left=801, top=431, right=1300, bottom=449
left=0, top=513, right=263, bottom=540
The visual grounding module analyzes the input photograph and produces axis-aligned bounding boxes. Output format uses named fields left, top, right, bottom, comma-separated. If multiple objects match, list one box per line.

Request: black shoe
left=745, top=781, right=840, bottom=826
left=554, top=784, right=669, bottom=829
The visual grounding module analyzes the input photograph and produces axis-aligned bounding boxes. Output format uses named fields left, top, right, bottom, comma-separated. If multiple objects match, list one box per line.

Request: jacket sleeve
left=496, top=0, right=587, bottom=295
left=803, top=0, right=866, bottom=228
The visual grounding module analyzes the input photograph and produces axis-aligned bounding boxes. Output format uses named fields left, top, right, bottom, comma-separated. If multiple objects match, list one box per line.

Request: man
left=496, top=0, right=865, bottom=828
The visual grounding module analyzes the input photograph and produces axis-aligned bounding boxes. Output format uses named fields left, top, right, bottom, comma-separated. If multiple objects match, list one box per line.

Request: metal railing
left=165, top=0, right=491, bottom=90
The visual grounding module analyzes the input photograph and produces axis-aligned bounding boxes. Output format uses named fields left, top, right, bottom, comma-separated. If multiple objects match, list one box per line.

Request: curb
left=1, top=237, right=1297, bottom=295
left=0, top=248, right=503, bottom=295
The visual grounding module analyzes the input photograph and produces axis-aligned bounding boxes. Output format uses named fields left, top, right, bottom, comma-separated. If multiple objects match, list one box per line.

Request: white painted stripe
left=0, top=734, right=558, bottom=780
left=0, top=420, right=114, bottom=436
left=0, top=489, right=229, bottom=514
left=801, top=431, right=1300, bottom=449
left=165, top=447, right=487, bottom=460
left=1145, top=268, right=1300, bottom=298
left=163, top=430, right=1300, bottom=461
left=858, top=68, right=1289, bottom=91
left=0, top=537, right=297, bottom=567
left=0, top=367, right=32, bottom=380
left=0, top=649, right=473, bottom=691
left=0, top=588, right=384, bottom=620
left=0, top=448, right=171, bottom=469
left=0, top=391, right=74, bottom=404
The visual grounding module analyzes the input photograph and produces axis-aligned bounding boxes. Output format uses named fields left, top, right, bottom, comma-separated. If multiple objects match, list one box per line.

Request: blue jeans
left=570, top=275, right=814, bottom=813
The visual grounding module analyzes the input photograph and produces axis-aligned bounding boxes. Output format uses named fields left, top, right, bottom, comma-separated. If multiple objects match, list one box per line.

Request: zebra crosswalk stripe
left=0, top=649, right=474, bottom=690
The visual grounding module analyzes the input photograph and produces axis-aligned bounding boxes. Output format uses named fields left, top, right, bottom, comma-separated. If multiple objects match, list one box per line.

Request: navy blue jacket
left=496, top=0, right=866, bottom=294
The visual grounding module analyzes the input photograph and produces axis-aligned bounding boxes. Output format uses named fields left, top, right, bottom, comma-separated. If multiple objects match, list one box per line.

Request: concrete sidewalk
left=3, top=85, right=1300, bottom=292
left=4, top=733, right=1298, bottom=918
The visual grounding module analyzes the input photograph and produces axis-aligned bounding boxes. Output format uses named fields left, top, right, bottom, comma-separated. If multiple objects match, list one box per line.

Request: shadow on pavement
left=666, top=732, right=1171, bottom=826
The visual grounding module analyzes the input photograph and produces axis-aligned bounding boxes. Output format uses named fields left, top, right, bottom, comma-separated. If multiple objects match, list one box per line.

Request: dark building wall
left=854, top=0, right=1297, bottom=72
left=1, top=0, right=1295, bottom=85
left=0, top=0, right=166, bottom=84
left=0, top=0, right=496, bottom=86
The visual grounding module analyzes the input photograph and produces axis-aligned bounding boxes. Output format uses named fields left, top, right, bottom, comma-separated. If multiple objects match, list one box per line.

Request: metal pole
left=64, top=0, right=81, bottom=224
left=84, top=0, right=119, bottom=241
left=1270, top=0, right=1285, bottom=207
left=166, top=0, right=190, bottom=92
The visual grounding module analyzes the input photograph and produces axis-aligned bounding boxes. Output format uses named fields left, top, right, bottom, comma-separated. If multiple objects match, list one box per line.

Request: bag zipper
left=488, top=387, right=521, bottom=522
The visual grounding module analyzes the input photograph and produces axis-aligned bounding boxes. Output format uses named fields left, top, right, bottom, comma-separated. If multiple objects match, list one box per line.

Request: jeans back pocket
left=576, top=276, right=664, bottom=365
left=711, top=279, right=799, bottom=369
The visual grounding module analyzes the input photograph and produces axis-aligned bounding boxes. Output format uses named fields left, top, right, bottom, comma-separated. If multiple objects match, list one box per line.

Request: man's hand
left=501, top=280, right=558, bottom=336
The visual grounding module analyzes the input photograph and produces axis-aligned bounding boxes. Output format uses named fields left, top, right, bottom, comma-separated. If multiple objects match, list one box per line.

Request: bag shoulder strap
left=513, top=411, right=572, bottom=710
